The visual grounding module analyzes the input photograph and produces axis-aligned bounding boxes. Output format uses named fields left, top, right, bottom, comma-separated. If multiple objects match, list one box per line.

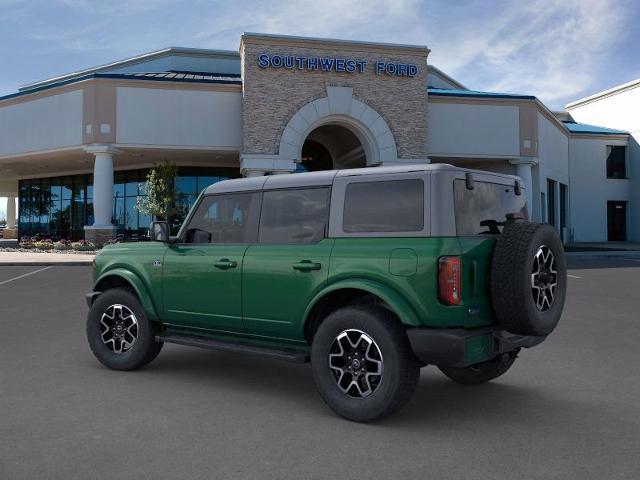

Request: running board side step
left=156, top=333, right=310, bottom=363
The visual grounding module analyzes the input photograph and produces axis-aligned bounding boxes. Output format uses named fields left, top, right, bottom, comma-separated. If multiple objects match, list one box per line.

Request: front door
left=162, top=191, right=261, bottom=332
left=607, top=201, right=627, bottom=241
left=242, top=187, right=332, bottom=340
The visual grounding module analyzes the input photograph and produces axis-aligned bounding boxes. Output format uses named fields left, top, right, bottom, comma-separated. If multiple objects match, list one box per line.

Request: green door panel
left=242, top=239, right=335, bottom=341
left=162, top=244, right=247, bottom=331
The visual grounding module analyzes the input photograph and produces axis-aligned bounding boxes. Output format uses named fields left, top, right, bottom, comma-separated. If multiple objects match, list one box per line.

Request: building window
left=559, top=183, right=568, bottom=230
left=18, top=166, right=240, bottom=241
left=606, top=146, right=626, bottom=179
left=547, top=179, right=556, bottom=227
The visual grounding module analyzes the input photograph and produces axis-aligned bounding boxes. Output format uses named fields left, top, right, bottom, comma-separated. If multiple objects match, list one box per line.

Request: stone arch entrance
left=300, top=121, right=367, bottom=171
left=279, top=86, right=398, bottom=171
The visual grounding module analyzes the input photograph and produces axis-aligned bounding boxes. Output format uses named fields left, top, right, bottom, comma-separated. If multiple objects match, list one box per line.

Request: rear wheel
left=87, top=288, right=163, bottom=370
left=311, top=305, right=419, bottom=422
left=438, top=351, right=517, bottom=385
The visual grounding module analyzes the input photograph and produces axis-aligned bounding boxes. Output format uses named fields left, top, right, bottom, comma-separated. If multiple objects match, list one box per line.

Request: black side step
left=156, top=333, right=309, bottom=363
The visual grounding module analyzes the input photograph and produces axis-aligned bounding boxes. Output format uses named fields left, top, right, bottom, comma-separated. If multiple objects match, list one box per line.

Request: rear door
left=242, top=187, right=333, bottom=340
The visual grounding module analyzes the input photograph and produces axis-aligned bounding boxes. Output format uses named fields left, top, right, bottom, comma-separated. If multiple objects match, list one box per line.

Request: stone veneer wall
left=241, top=36, right=429, bottom=160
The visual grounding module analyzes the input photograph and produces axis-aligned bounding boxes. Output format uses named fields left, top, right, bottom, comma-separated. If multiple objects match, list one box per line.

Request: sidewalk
left=0, top=251, right=95, bottom=266
left=566, top=242, right=640, bottom=251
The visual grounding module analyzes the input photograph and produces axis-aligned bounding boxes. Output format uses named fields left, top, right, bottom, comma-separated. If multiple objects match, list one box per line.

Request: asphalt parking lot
left=1, top=257, right=640, bottom=479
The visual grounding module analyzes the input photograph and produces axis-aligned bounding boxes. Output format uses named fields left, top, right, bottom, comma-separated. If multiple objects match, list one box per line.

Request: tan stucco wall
left=240, top=35, right=429, bottom=159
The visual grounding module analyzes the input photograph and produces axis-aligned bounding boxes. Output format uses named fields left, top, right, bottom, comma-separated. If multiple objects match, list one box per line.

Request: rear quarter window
left=343, top=179, right=424, bottom=233
left=454, top=179, right=527, bottom=235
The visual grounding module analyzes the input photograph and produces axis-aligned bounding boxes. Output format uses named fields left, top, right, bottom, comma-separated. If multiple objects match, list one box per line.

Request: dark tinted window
left=547, top=179, right=556, bottom=227
left=343, top=180, right=424, bottom=233
left=454, top=180, right=527, bottom=235
left=606, top=146, right=626, bottom=179
left=183, top=192, right=261, bottom=244
left=259, top=188, right=330, bottom=244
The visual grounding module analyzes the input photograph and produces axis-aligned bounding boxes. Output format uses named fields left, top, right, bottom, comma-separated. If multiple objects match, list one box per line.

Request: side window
left=183, top=192, right=261, bottom=244
left=343, top=179, right=424, bottom=233
left=259, top=188, right=330, bottom=244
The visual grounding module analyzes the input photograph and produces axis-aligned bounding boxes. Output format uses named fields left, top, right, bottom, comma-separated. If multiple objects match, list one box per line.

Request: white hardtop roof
left=204, top=164, right=521, bottom=195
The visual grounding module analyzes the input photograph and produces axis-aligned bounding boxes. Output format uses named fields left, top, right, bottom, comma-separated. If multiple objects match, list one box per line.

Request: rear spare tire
left=490, top=222, right=566, bottom=336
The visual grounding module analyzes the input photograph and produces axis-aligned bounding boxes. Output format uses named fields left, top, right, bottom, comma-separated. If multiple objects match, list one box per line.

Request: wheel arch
left=302, top=279, right=420, bottom=344
left=94, top=269, right=159, bottom=321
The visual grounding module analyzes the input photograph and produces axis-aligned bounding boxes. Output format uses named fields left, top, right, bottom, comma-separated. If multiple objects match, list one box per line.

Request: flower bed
left=0, top=236, right=100, bottom=254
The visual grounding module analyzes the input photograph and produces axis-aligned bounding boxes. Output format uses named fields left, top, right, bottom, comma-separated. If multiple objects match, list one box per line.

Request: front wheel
left=87, top=288, right=163, bottom=371
left=438, top=351, right=518, bottom=385
left=311, top=305, right=420, bottom=422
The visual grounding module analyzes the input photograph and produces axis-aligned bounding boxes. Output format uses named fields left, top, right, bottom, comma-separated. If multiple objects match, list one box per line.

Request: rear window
left=343, top=179, right=424, bottom=233
left=454, top=180, right=527, bottom=235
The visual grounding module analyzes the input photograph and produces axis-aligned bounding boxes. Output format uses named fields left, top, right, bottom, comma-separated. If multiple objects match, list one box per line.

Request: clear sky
left=1, top=0, right=639, bottom=107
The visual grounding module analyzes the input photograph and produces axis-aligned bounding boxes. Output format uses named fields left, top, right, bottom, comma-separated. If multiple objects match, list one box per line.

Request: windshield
left=454, top=179, right=527, bottom=235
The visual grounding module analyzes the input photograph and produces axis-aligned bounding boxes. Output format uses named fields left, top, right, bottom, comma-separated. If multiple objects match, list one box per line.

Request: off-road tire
left=491, top=221, right=567, bottom=335
left=311, top=305, right=420, bottom=422
left=87, top=288, right=163, bottom=370
left=438, top=351, right=517, bottom=385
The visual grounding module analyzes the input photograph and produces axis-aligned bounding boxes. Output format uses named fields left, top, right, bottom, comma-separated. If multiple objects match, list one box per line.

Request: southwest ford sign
left=257, top=54, right=418, bottom=77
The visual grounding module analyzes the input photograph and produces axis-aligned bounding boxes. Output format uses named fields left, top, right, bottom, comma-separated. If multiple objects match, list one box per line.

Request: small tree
left=135, top=160, right=178, bottom=221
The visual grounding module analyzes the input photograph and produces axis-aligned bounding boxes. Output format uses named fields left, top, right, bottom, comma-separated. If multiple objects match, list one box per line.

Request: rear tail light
left=438, top=256, right=461, bottom=305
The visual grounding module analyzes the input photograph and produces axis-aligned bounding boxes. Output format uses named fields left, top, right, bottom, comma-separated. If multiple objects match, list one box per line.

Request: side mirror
left=151, top=221, right=170, bottom=242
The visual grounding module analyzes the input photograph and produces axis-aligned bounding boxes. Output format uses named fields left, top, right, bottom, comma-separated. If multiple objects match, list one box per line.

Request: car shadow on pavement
left=125, top=345, right=571, bottom=428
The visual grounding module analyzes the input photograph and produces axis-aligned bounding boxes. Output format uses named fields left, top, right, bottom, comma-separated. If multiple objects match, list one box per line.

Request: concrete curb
left=566, top=250, right=640, bottom=258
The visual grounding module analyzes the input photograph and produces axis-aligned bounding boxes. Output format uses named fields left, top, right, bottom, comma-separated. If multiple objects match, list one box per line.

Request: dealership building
left=0, top=33, right=636, bottom=244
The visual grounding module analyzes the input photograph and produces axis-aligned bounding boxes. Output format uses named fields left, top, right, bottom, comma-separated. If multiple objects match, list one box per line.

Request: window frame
left=257, top=186, right=331, bottom=245
left=175, top=191, right=262, bottom=245
left=329, top=173, right=430, bottom=238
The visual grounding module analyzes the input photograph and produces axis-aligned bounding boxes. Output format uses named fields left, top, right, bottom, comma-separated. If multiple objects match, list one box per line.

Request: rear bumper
left=406, top=326, right=546, bottom=368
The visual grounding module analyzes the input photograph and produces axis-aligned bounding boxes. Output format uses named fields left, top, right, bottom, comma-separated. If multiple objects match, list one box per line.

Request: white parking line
left=567, top=274, right=581, bottom=279
left=0, top=266, right=52, bottom=286
left=623, top=258, right=640, bottom=262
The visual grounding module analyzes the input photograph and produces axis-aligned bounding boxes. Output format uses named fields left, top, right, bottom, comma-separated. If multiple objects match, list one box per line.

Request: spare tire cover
left=490, top=222, right=567, bottom=336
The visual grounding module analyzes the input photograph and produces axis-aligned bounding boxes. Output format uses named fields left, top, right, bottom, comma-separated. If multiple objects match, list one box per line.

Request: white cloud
left=5, top=0, right=635, bottom=109
left=424, top=0, right=631, bottom=107
left=185, top=0, right=632, bottom=107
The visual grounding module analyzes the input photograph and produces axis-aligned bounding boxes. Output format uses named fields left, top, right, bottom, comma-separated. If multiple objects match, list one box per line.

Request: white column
left=510, top=158, right=538, bottom=220
left=6, top=195, right=16, bottom=229
left=243, top=169, right=266, bottom=178
left=84, top=145, right=118, bottom=228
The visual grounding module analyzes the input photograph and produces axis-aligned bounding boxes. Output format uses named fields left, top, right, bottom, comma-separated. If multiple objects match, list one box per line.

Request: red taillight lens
left=438, top=256, right=461, bottom=305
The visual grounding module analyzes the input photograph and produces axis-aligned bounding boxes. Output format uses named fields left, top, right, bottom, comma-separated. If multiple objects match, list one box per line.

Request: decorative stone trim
left=278, top=85, right=398, bottom=166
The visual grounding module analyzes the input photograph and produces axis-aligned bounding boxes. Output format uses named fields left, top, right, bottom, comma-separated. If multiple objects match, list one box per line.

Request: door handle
left=292, top=260, right=321, bottom=272
left=214, top=259, right=237, bottom=269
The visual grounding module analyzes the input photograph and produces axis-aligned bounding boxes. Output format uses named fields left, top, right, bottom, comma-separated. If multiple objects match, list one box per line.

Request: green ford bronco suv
left=86, top=164, right=566, bottom=421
